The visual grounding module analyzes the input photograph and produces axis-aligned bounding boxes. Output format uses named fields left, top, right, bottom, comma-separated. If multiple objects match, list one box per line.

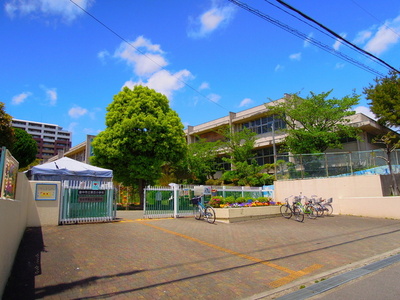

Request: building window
left=242, top=115, right=286, bottom=134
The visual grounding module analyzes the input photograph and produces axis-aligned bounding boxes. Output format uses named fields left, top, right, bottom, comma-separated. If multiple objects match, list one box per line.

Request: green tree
left=11, top=128, right=38, bottom=169
left=218, top=126, right=257, bottom=167
left=91, top=86, right=187, bottom=206
left=267, top=90, right=360, bottom=154
left=0, top=102, right=15, bottom=149
left=186, top=138, right=221, bottom=183
left=364, top=70, right=400, bottom=128
left=217, top=126, right=273, bottom=186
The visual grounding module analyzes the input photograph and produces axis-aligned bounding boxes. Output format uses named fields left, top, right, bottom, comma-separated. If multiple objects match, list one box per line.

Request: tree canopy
left=11, top=128, right=38, bottom=169
left=266, top=90, right=360, bottom=154
left=364, top=70, right=400, bottom=128
left=0, top=102, right=15, bottom=149
left=91, top=86, right=187, bottom=203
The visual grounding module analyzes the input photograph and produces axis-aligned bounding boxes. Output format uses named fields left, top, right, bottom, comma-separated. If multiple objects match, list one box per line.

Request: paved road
left=3, top=212, right=400, bottom=299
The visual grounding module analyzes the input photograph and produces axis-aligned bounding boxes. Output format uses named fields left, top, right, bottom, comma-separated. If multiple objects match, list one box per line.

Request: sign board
left=78, top=189, right=106, bottom=203
left=35, top=183, right=58, bottom=201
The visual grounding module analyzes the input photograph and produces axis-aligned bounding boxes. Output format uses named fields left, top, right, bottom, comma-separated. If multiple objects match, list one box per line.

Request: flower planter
left=214, top=206, right=281, bottom=223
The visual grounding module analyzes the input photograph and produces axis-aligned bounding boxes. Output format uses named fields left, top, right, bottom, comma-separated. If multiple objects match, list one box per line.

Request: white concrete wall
left=274, top=174, right=400, bottom=219
left=27, top=181, right=61, bottom=227
left=0, top=174, right=61, bottom=296
left=0, top=173, right=30, bottom=296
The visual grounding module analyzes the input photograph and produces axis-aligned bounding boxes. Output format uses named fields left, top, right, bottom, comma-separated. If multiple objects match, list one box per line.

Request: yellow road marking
left=136, top=220, right=323, bottom=286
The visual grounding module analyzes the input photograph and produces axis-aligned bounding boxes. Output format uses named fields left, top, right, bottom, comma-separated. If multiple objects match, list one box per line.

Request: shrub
left=209, top=197, right=224, bottom=208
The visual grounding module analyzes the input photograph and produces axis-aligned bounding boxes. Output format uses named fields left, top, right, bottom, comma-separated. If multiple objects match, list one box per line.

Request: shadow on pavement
left=3, top=227, right=44, bottom=300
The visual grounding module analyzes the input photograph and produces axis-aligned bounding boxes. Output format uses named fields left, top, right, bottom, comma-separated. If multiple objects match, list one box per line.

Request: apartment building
left=12, top=119, right=72, bottom=160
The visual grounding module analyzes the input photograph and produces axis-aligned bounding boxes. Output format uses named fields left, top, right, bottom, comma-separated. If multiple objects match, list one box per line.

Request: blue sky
left=2, top=0, right=400, bottom=146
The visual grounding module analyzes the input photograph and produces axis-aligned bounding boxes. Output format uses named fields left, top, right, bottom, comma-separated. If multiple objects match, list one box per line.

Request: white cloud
left=97, top=50, right=109, bottom=64
left=44, top=87, right=57, bottom=105
left=67, top=122, right=78, bottom=135
left=274, top=64, right=284, bottom=72
left=199, top=82, right=210, bottom=90
left=335, top=62, right=345, bottom=69
left=355, top=106, right=377, bottom=121
left=4, top=0, right=94, bottom=22
left=333, top=33, right=347, bottom=51
left=188, top=1, right=236, bottom=38
left=359, top=15, right=400, bottom=55
left=207, top=93, right=221, bottom=103
left=114, top=36, right=167, bottom=77
left=123, top=69, right=193, bottom=99
left=11, top=92, right=31, bottom=105
left=289, top=52, right=301, bottom=61
left=239, top=98, right=253, bottom=107
left=353, top=30, right=372, bottom=45
left=68, top=106, right=88, bottom=118
left=303, top=32, right=313, bottom=47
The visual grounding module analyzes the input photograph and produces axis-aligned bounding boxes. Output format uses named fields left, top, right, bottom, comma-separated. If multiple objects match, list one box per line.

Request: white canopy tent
left=30, top=157, right=113, bottom=181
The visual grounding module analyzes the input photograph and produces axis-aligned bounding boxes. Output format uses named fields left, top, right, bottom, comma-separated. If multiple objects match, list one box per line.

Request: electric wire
left=264, top=0, right=393, bottom=72
left=350, top=0, right=400, bottom=39
left=275, top=0, right=400, bottom=74
left=227, top=0, right=386, bottom=77
left=68, top=0, right=230, bottom=112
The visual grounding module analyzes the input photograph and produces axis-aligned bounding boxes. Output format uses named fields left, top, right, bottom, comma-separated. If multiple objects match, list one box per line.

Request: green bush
left=209, top=197, right=224, bottom=208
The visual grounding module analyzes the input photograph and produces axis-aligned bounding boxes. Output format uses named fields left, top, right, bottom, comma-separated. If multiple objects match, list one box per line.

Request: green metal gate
left=144, top=185, right=193, bottom=218
left=60, top=180, right=115, bottom=224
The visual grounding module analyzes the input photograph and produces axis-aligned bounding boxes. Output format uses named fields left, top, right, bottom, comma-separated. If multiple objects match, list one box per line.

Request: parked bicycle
left=191, top=195, right=216, bottom=224
left=314, top=196, right=333, bottom=216
left=280, top=194, right=318, bottom=222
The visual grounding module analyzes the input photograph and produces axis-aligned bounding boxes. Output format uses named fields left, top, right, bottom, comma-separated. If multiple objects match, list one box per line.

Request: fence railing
left=275, top=149, right=400, bottom=180
left=144, top=184, right=274, bottom=219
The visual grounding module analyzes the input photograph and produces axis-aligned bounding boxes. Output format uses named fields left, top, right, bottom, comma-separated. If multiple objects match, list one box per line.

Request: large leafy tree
left=267, top=90, right=360, bottom=154
left=0, top=102, right=15, bottom=149
left=11, top=128, right=38, bottom=169
left=364, top=70, right=400, bottom=128
left=91, top=86, right=187, bottom=205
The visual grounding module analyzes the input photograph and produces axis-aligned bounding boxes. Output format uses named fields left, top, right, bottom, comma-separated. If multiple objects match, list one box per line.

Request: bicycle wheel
left=205, top=206, right=216, bottom=224
left=305, top=205, right=317, bottom=219
left=280, top=204, right=292, bottom=219
left=293, top=207, right=304, bottom=222
left=194, top=205, right=202, bottom=220
left=315, top=204, right=324, bottom=217
left=324, top=204, right=333, bottom=216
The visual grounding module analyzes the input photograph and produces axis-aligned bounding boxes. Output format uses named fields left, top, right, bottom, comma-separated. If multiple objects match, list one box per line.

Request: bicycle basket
left=191, top=196, right=201, bottom=205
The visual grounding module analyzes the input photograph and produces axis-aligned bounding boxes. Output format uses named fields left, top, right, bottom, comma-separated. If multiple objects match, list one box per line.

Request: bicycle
left=280, top=195, right=308, bottom=222
left=296, top=196, right=318, bottom=220
left=191, top=195, right=216, bottom=224
left=311, top=196, right=333, bottom=216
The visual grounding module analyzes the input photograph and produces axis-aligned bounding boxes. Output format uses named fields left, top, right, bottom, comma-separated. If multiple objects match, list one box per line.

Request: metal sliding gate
left=60, top=180, right=115, bottom=224
left=144, top=185, right=194, bottom=219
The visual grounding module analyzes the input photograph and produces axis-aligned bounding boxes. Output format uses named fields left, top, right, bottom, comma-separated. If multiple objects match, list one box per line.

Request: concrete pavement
left=3, top=212, right=400, bottom=299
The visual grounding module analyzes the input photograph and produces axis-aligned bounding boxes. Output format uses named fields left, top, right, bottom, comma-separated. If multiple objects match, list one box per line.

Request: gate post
left=169, top=183, right=179, bottom=218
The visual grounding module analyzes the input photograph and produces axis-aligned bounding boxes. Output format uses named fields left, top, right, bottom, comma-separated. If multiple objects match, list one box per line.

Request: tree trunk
left=138, top=179, right=146, bottom=209
left=387, top=150, right=399, bottom=196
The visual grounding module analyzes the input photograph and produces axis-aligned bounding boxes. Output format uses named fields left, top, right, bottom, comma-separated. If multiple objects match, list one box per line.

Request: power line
left=263, top=0, right=392, bottom=72
left=68, top=0, right=230, bottom=112
left=275, top=0, right=400, bottom=74
left=350, top=0, right=400, bottom=39
left=227, top=0, right=386, bottom=77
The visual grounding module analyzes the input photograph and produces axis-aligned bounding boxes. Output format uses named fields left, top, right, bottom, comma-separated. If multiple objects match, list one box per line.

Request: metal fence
left=275, top=149, right=400, bottom=180
left=60, top=180, right=115, bottom=224
left=144, top=184, right=274, bottom=219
